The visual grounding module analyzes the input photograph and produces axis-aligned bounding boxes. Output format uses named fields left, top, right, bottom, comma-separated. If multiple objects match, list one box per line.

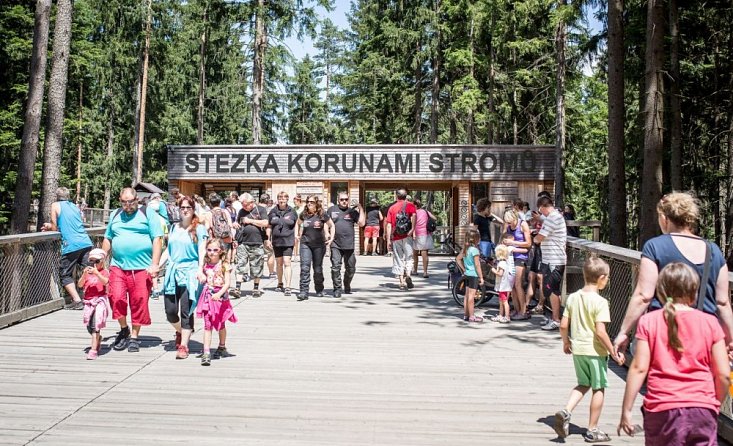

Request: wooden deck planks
left=0, top=256, right=645, bottom=445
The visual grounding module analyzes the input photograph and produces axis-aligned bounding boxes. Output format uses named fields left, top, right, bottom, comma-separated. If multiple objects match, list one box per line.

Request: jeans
left=300, top=244, right=325, bottom=293
left=330, top=247, right=356, bottom=291
left=479, top=240, right=494, bottom=259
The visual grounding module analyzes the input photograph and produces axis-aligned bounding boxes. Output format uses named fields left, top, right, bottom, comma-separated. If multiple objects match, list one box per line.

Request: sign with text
left=168, top=145, right=554, bottom=181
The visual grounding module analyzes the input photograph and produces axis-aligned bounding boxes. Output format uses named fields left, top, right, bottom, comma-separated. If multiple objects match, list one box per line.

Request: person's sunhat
left=88, top=248, right=107, bottom=261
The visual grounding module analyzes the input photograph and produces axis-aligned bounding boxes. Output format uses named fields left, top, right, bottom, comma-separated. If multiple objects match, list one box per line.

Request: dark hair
left=537, top=196, right=554, bottom=208
left=512, top=198, right=524, bottom=209
left=414, top=198, right=423, bottom=209
left=259, top=193, right=270, bottom=204
left=301, top=195, right=324, bottom=218
left=396, top=188, right=408, bottom=200
left=476, top=198, right=491, bottom=213
left=208, top=192, right=221, bottom=207
left=538, top=190, right=552, bottom=199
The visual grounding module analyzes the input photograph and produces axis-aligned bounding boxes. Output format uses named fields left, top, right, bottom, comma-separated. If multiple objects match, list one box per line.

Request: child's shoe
left=553, top=409, right=570, bottom=438
left=583, top=428, right=610, bottom=443
left=213, top=346, right=230, bottom=359
left=499, top=316, right=510, bottom=323
left=201, top=352, right=211, bottom=366
left=468, top=315, right=484, bottom=323
left=86, top=349, right=98, bottom=360
left=176, top=345, right=189, bottom=359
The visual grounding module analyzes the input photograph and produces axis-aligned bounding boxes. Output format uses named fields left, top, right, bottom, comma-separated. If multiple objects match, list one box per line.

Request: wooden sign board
left=490, top=181, right=519, bottom=202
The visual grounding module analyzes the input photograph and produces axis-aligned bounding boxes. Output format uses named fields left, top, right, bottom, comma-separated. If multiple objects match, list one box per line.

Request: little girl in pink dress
left=196, top=238, right=237, bottom=366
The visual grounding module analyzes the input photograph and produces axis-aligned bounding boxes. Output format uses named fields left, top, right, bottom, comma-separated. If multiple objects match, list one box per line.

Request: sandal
left=468, top=315, right=484, bottom=323
left=532, top=305, right=545, bottom=314
left=489, top=315, right=501, bottom=322
left=583, top=428, right=610, bottom=443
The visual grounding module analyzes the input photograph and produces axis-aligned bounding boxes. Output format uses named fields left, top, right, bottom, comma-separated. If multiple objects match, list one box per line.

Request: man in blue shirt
left=41, top=187, right=94, bottom=310
left=102, top=187, right=163, bottom=352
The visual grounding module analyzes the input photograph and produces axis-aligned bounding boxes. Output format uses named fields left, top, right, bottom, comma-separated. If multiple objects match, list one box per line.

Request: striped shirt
left=538, top=210, right=567, bottom=265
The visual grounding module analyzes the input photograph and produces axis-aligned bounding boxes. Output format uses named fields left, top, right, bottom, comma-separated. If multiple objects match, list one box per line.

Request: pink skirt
left=195, top=287, right=237, bottom=331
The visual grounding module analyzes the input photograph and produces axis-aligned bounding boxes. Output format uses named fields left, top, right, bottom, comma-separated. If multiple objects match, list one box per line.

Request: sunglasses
left=180, top=206, right=193, bottom=210
left=120, top=199, right=137, bottom=205
left=90, top=259, right=103, bottom=264
left=206, top=248, right=221, bottom=253
left=339, top=198, right=349, bottom=201
left=307, top=201, right=316, bottom=204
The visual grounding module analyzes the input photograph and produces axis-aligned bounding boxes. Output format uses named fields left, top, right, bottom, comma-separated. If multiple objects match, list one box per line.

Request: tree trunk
left=466, top=15, right=475, bottom=144
left=607, top=0, right=627, bottom=247
left=38, top=0, right=73, bottom=230
left=430, top=0, right=440, bottom=145
left=553, top=0, right=567, bottom=208
left=76, top=82, right=83, bottom=203
left=413, top=40, right=422, bottom=143
left=103, top=101, right=115, bottom=213
left=639, top=0, right=665, bottom=245
left=668, top=0, right=681, bottom=191
left=486, top=11, right=495, bottom=144
left=135, top=0, right=152, bottom=184
left=197, top=3, right=208, bottom=145
left=727, top=12, right=733, bottom=268
left=10, top=0, right=51, bottom=235
left=252, top=0, right=266, bottom=145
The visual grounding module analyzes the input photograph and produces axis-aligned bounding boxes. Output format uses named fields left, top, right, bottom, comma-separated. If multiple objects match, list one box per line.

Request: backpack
left=394, top=201, right=412, bottom=236
left=210, top=208, right=232, bottom=241
left=166, top=202, right=181, bottom=224
left=425, top=211, right=437, bottom=233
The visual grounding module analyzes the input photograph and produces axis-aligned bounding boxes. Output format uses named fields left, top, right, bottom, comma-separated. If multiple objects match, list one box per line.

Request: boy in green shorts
left=554, top=256, right=624, bottom=443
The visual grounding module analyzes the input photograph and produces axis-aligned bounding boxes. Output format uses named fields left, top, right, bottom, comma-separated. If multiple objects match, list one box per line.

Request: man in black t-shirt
left=233, top=193, right=269, bottom=298
left=326, top=192, right=366, bottom=297
left=472, top=197, right=504, bottom=258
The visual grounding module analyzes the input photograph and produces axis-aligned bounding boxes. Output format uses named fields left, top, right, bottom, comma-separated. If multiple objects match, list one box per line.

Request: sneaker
left=65, top=300, right=84, bottom=310
left=315, top=291, right=324, bottom=297
left=489, top=315, right=501, bottom=322
left=150, top=290, right=160, bottom=300
left=176, top=345, right=189, bottom=359
left=201, top=353, right=211, bottom=366
left=86, top=349, right=98, bottom=360
left=405, top=276, right=414, bottom=289
left=297, top=293, right=309, bottom=301
left=242, top=275, right=250, bottom=283
left=399, top=284, right=406, bottom=291
left=275, top=284, right=284, bottom=293
left=112, top=327, right=130, bottom=351
left=541, top=320, right=561, bottom=331
left=284, top=288, right=292, bottom=297
left=333, top=290, right=342, bottom=298
left=499, top=316, right=510, bottom=323
left=463, top=315, right=469, bottom=321
left=230, top=288, right=241, bottom=299
left=344, top=286, right=352, bottom=294
left=252, top=289, right=262, bottom=298
left=213, top=346, right=230, bottom=359
left=127, top=338, right=140, bottom=353
left=371, top=252, right=378, bottom=256
left=175, top=332, right=182, bottom=349
left=553, top=409, right=571, bottom=438
left=583, top=428, right=610, bottom=443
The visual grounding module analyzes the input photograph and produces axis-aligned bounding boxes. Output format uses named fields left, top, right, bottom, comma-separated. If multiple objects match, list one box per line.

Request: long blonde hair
left=656, top=262, right=699, bottom=353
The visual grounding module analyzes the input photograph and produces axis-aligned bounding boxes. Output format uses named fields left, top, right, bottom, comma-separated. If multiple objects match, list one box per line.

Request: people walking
left=534, top=195, right=567, bottom=331
left=295, top=195, right=334, bottom=300
left=162, top=196, right=207, bottom=360
left=385, top=188, right=416, bottom=291
left=41, top=187, right=94, bottom=310
left=102, top=187, right=164, bottom=352
left=411, top=198, right=435, bottom=278
left=554, top=256, right=624, bottom=442
left=196, top=238, right=237, bottom=366
left=326, top=192, right=365, bottom=297
left=234, top=193, right=269, bottom=298
left=618, top=262, right=729, bottom=445
left=268, top=191, right=298, bottom=296
left=363, top=198, right=383, bottom=256
left=78, top=248, right=111, bottom=360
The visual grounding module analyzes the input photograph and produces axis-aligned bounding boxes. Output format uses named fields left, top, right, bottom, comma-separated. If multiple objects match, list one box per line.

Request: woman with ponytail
left=618, top=262, right=730, bottom=444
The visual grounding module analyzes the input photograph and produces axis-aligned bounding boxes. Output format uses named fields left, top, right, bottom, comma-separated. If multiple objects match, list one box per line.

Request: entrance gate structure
left=167, top=144, right=555, bottom=250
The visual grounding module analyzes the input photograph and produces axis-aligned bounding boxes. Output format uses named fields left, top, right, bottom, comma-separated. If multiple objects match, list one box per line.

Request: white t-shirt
left=495, top=259, right=515, bottom=292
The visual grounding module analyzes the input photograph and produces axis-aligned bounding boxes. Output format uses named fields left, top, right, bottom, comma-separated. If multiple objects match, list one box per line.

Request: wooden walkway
left=0, top=256, right=645, bottom=445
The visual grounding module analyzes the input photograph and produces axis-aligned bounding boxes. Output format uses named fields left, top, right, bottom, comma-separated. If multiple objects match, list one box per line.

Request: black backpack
left=394, top=201, right=412, bottom=236
left=166, top=202, right=181, bottom=224
left=425, top=211, right=437, bottom=233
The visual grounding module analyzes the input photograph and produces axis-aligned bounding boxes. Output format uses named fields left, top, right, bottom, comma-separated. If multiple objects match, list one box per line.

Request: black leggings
left=164, top=285, right=195, bottom=330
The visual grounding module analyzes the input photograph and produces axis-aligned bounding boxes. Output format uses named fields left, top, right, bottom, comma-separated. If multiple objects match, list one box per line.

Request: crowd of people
left=43, top=184, right=733, bottom=443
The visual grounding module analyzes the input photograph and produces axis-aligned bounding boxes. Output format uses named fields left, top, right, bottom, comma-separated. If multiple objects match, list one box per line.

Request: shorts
left=364, top=225, right=380, bottom=238
left=414, top=234, right=434, bottom=251
left=273, top=246, right=294, bottom=258
left=108, top=267, right=152, bottom=325
left=572, top=355, right=608, bottom=390
left=221, top=240, right=232, bottom=253
left=541, top=263, right=564, bottom=298
left=499, top=291, right=509, bottom=302
left=643, top=407, right=718, bottom=446
left=464, top=275, right=479, bottom=290
left=514, top=258, right=527, bottom=268
left=528, top=245, right=542, bottom=273
left=59, top=246, right=92, bottom=287
left=236, top=244, right=265, bottom=279
left=264, top=242, right=273, bottom=256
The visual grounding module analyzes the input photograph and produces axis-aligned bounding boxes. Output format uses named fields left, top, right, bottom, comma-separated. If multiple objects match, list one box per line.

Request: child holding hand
left=554, top=256, right=624, bottom=442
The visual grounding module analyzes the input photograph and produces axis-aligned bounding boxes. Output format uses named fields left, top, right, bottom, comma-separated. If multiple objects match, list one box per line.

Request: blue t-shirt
left=105, top=207, right=165, bottom=270
left=643, top=234, right=725, bottom=314
left=57, top=201, right=93, bottom=254
left=167, top=224, right=207, bottom=266
left=157, top=201, right=169, bottom=224
left=463, top=246, right=480, bottom=277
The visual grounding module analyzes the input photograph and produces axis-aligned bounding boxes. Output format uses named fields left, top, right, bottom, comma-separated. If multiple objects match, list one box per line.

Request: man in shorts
left=41, top=187, right=94, bottom=310
left=235, top=193, right=269, bottom=298
left=103, top=187, right=163, bottom=352
left=534, top=195, right=567, bottom=330
left=363, top=198, right=382, bottom=255
left=326, top=192, right=365, bottom=297
left=385, top=188, right=417, bottom=291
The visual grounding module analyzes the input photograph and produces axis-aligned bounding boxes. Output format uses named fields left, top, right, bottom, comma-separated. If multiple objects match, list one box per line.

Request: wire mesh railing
left=0, top=227, right=106, bottom=328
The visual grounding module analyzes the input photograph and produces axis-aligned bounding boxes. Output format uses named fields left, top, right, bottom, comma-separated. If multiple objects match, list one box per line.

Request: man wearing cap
left=102, top=187, right=163, bottom=352
left=326, top=192, right=365, bottom=297
left=41, top=187, right=94, bottom=310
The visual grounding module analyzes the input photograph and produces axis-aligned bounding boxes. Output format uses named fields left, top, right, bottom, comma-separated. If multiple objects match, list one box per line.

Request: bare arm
left=474, top=254, right=484, bottom=285
left=614, top=257, right=658, bottom=354
left=595, top=321, right=622, bottom=364
left=560, top=316, right=571, bottom=354
left=42, top=202, right=60, bottom=231
left=408, top=213, right=417, bottom=237
left=711, top=339, right=731, bottom=403
left=618, top=340, right=650, bottom=437
left=386, top=222, right=392, bottom=246
left=516, top=221, right=532, bottom=248
left=357, top=205, right=366, bottom=227
left=714, top=264, right=733, bottom=348
left=102, top=238, right=111, bottom=256
left=325, top=219, right=335, bottom=243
